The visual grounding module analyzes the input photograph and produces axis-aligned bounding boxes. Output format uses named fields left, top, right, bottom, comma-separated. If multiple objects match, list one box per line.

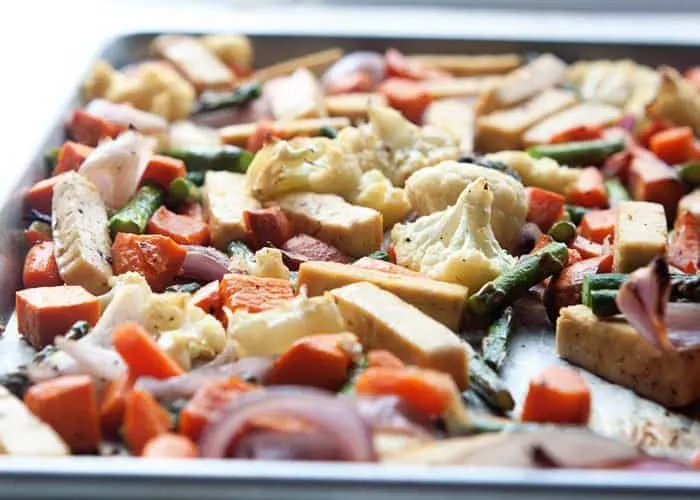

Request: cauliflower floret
left=405, top=160, right=527, bottom=248
left=485, top=151, right=580, bottom=197
left=352, top=169, right=412, bottom=229
left=566, top=59, right=660, bottom=116
left=226, top=293, right=346, bottom=357
left=200, top=34, right=253, bottom=70
left=145, top=293, right=227, bottom=370
left=391, top=178, right=515, bottom=294
left=647, top=66, right=700, bottom=135
left=249, top=248, right=290, bottom=279
left=337, top=105, right=459, bottom=187
left=246, top=137, right=361, bottom=202
left=84, top=60, right=196, bottom=122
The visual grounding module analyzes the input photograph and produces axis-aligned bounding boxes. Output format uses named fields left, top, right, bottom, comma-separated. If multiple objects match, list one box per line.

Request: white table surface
left=2, top=0, right=700, bottom=194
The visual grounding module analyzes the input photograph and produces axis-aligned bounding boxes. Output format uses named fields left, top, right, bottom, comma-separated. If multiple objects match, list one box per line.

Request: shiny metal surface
left=0, top=31, right=699, bottom=499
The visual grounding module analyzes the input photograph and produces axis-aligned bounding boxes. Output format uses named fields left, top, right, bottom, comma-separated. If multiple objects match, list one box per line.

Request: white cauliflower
left=352, top=169, right=412, bottom=229
left=226, top=293, right=346, bottom=357
left=249, top=248, right=290, bottom=279
left=145, top=293, right=227, bottom=370
left=647, top=66, right=700, bottom=135
left=485, top=151, right=580, bottom=197
left=391, top=178, right=516, bottom=294
left=200, top=34, right=253, bottom=70
left=337, top=105, right=459, bottom=186
left=405, top=160, right=527, bottom=248
left=83, top=60, right=196, bottom=122
left=566, top=59, right=660, bottom=116
left=246, top=136, right=361, bottom=201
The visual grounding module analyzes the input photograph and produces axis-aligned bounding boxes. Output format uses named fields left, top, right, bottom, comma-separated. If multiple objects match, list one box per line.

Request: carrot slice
left=15, top=286, right=99, bottom=349
left=22, top=241, right=63, bottom=289
left=579, top=208, right=616, bottom=244
left=367, top=349, right=405, bottom=369
left=268, top=333, right=360, bottom=390
left=99, top=373, right=134, bottom=437
left=628, top=150, right=685, bottom=221
left=147, top=205, right=210, bottom=246
left=636, top=119, right=670, bottom=148
left=385, top=48, right=449, bottom=81
left=142, top=433, right=198, bottom=458
left=354, top=367, right=458, bottom=418
left=179, top=378, right=252, bottom=442
left=521, top=365, right=591, bottom=424
left=113, top=322, right=184, bottom=380
left=219, top=273, right=294, bottom=314
left=571, top=235, right=603, bottom=259
left=191, top=280, right=221, bottom=316
left=567, top=167, right=608, bottom=209
left=550, top=125, right=603, bottom=144
left=24, top=226, right=52, bottom=246
left=649, top=126, right=694, bottom=165
left=325, top=72, right=374, bottom=95
left=67, top=109, right=125, bottom=147
left=111, top=233, right=187, bottom=292
left=247, top=120, right=284, bottom=153
left=24, top=375, right=101, bottom=453
left=123, top=388, right=171, bottom=455
left=378, top=78, right=432, bottom=123
left=25, top=173, right=71, bottom=214
left=141, top=155, right=186, bottom=188
left=525, top=187, right=566, bottom=232
left=669, top=211, right=700, bottom=274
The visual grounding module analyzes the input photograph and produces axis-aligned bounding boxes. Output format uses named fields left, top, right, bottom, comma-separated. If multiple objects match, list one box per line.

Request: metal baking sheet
left=0, top=31, right=699, bottom=499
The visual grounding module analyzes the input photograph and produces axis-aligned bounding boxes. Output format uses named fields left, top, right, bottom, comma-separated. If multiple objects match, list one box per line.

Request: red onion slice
left=137, top=356, right=275, bottom=403
left=353, top=395, right=438, bottom=438
left=321, top=52, right=386, bottom=92
left=199, top=387, right=376, bottom=461
left=181, top=245, right=231, bottom=283
left=86, top=99, right=168, bottom=135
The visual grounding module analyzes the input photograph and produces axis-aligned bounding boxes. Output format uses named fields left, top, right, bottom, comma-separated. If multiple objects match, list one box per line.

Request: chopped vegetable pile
left=6, top=34, right=700, bottom=470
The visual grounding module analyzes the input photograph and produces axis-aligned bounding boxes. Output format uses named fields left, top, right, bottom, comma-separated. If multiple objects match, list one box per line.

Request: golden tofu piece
left=252, top=48, right=344, bottom=82
left=613, top=201, right=667, bottom=273
left=219, top=117, right=351, bottom=146
left=325, top=93, right=387, bottom=120
left=266, top=69, right=326, bottom=120
left=523, top=103, right=622, bottom=146
left=475, top=54, right=567, bottom=115
left=412, top=54, right=521, bottom=76
left=476, top=89, right=576, bottom=152
left=423, top=98, right=476, bottom=153
left=297, top=261, right=468, bottom=331
left=202, top=171, right=260, bottom=250
left=556, top=305, right=700, bottom=407
left=151, top=35, right=234, bottom=92
left=270, top=192, right=382, bottom=258
left=330, top=282, right=469, bottom=389
left=423, top=77, right=501, bottom=99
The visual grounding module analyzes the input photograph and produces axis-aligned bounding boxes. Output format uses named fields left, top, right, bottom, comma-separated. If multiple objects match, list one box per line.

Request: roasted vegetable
left=482, top=306, right=514, bottom=371
left=108, top=184, right=164, bottom=236
left=527, top=138, right=625, bottom=167
left=194, top=81, right=262, bottom=114
left=164, top=146, right=254, bottom=174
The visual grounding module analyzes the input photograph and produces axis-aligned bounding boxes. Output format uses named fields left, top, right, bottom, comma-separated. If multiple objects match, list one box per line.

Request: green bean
left=565, top=204, right=588, bottom=225
left=482, top=306, right=514, bottom=371
left=194, top=81, right=262, bottom=113
left=604, top=178, right=631, bottom=207
left=164, top=145, right=254, bottom=174
left=108, top=184, right=164, bottom=236
left=548, top=220, right=577, bottom=244
left=186, top=171, right=205, bottom=187
left=527, top=137, right=625, bottom=166
left=367, top=250, right=391, bottom=262
left=678, top=161, right=700, bottom=188
left=165, top=282, right=203, bottom=294
left=319, top=125, right=338, bottom=139
left=167, top=177, right=201, bottom=206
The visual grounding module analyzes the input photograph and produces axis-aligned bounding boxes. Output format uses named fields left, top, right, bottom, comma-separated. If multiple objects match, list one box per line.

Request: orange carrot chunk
left=179, top=378, right=253, bottom=442
left=24, top=375, right=101, bottom=453
left=113, top=322, right=184, bottom=380
left=99, top=373, right=134, bottom=437
left=24, top=226, right=52, bottom=246
left=385, top=48, right=449, bottom=81
left=669, top=211, right=700, bottom=274
left=571, top=235, right=603, bottom=259
left=25, top=173, right=72, bottom=214
left=22, top=241, right=63, bottom=289
left=525, top=187, right=566, bottom=232
left=354, top=367, right=458, bottom=418
left=627, top=149, right=685, bottom=221
left=67, top=109, right=125, bottom=147
left=15, top=286, right=99, bottom=349
left=268, top=333, right=360, bottom=390
left=579, top=208, right=616, bottom=244
left=141, top=155, right=186, bottom=189
left=550, top=125, right=603, bottom=144
left=649, top=126, right=695, bottom=165
left=367, top=349, right=406, bottom=369
left=123, top=388, right=171, bottom=456
left=219, top=273, right=294, bottom=314
left=111, top=233, right=187, bottom=292
left=147, top=205, right=210, bottom=246
left=191, top=280, right=221, bottom=316
left=378, top=78, right=432, bottom=123
left=567, top=167, right=608, bottom=209
left=247, top=120, right=284, bottom=153
left=142, top=433, right=198, bottom=458
left=53, top=142, right=94, bottom=176
left=521, top=365, right=591, bottom=424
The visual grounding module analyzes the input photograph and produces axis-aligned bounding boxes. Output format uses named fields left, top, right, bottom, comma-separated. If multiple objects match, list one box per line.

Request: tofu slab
left=52, top=172, right=113, bottom=295
left=475, top=54, right=567, bottom=115
left=297, top=261, right=468, bottom=331
left=252, top=48, right=344, bottom=82
left=151, top=35, right=234, bottom=92
left=424, top=77, right=501, bottom=100
left=476, top=89, right=576, bottom=152
left=0, top=387, right=68, bottom=456
left=613, top=201, right=667, bottom=273
left=412, top=54, right=521, bottom=76
left=523, top=103, right=623, bottom=146
left=330, top=282, right=469, bottom=389
left=203, top=171, right=261, bottom=250
left=556, top=305, right=700, bottom=407
left=270, top=192, right=382, bottom=257
left=423, top=98, right=475, bottom=153
left=219, top=117, right=351, bottom=146
left=266, top=69, right=326, bottom=120
left=325, top=93, right=387, bottom=120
